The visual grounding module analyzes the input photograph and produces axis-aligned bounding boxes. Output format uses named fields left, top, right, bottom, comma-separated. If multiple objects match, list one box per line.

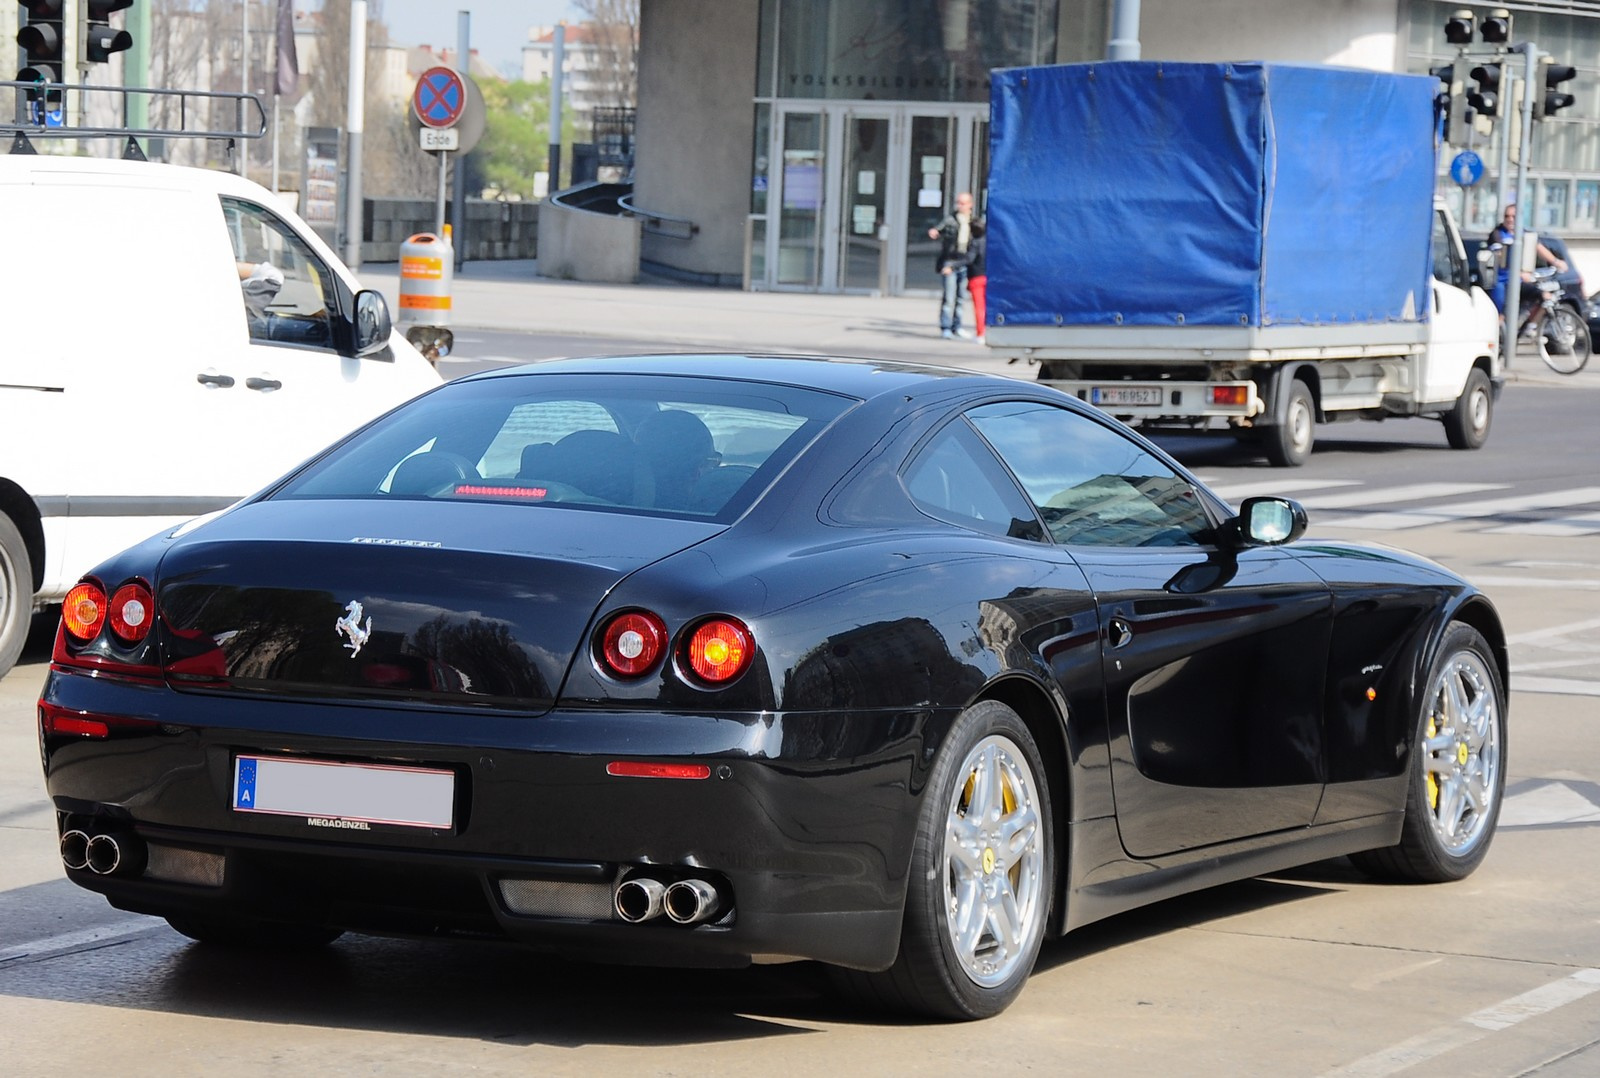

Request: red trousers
left=968, top=275, right=987, bottom=338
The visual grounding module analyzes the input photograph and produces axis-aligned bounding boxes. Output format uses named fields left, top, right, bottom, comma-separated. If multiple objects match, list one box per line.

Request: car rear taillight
left=1211, top=385, right=1250, bottom=407
left=682, top=617, right=754, bottom=685
left=38, top=701, right=160, bottom=739
left=598, top=610, right=670, bottom=678
left=62, top=582, right=107, bottom=642
left=108, top=582, right=155, bottom=644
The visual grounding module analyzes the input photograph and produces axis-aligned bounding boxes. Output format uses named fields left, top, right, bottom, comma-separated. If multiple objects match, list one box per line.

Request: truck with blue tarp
left=983, top=61, right=1501, bottom=466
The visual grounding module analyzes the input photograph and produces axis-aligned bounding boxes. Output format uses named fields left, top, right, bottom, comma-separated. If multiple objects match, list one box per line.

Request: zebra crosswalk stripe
left=1317, top=486, right=1600, bottom=531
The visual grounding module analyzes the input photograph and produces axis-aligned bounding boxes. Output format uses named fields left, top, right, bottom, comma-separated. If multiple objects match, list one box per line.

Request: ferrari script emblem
left=335, top=600, right=373, bottom=658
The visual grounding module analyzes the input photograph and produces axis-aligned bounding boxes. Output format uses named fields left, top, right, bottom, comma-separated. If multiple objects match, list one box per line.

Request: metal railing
left=617, top=192, right=698, bottom=241
left=4, top=81, right=267, bottom=158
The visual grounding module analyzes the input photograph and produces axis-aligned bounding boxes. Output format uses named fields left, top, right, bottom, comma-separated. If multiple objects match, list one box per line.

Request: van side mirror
left=353, top=290, right=392, bottom=356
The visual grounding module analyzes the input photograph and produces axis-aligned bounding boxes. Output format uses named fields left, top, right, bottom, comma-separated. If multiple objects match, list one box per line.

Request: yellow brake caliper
left=1425, top=714, right=1440, bottom=809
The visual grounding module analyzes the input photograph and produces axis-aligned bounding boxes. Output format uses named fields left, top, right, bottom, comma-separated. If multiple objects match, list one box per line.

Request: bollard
left=398, top=228, right=455, bottom=365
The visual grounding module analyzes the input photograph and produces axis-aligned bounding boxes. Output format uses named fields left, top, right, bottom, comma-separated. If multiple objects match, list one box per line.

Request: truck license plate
left=1091, top=386, right=1163, bottom=407
left=233, top=755, right=455, bottom=829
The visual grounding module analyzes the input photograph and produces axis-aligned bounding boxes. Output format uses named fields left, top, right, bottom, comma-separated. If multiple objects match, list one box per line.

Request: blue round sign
left=1450, top=150, right=1484, bottom=188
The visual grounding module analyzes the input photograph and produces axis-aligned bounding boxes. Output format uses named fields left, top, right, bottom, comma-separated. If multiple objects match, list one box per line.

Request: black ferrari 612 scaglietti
left=39, top=355, right=1507, bottom=1020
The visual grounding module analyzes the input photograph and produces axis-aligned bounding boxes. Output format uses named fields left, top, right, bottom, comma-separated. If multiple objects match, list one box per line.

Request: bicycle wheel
left=1538, top=306, right=1592, bottom=374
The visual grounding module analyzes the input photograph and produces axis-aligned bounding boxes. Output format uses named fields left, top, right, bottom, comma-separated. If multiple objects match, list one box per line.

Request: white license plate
left=1091, top=386, right=1164, bottom=407
left=232, top=755, right=455, bottom=830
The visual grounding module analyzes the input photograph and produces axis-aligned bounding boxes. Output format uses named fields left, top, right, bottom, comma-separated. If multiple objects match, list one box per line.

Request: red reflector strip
left=39, top=701, right=160, bottom=738
left=606, top=761, right=712, bottom=780
left=453, top=484, right=549, bottom=498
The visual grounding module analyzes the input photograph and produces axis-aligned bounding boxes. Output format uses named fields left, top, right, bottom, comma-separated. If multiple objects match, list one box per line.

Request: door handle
left=196, top=371, right=235, bottom=388
left=246, top=376, right=283, bottom=392
left=1108, top=616, right=1133, bottom=649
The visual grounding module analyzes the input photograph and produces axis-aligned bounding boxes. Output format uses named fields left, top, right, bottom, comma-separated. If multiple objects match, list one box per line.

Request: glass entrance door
left=838, top=113, right=891, bottom=291
left=774, top=111, right=826, bottom=288
left=758, top=103, right=988, bottom=294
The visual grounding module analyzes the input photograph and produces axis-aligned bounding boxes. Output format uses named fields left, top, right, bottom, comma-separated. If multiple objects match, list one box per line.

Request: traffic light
left=1480, top=8, right=1512, bottom=45
left=1468, top=63, right=1503, bottom=118
left=16, top=0, right=67, bottom=87
left=1444, top=9, right=1474, bottom=46
left=1535, top=59, right=1577, bottom=120
left=1432, top=63, right=1468, bottom=144
left=83, top=0, right=134, bottom=65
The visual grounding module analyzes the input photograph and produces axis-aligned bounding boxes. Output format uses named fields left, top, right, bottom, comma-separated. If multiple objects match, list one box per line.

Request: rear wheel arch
left=0, top=480, right=44, bottom=593
left=975, top=675, right=1071, bottom=934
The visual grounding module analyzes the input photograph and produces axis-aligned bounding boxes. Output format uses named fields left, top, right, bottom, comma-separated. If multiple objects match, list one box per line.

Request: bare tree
left=572, top=0, right=639, bottom=111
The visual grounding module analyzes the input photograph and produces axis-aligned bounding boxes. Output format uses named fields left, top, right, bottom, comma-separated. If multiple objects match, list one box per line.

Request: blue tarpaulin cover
left=986, top=62, right=1436, bottom=328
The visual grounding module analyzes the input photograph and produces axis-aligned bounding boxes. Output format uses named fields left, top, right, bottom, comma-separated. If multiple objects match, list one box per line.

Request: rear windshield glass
left=272, top=372, right=858, bottom=522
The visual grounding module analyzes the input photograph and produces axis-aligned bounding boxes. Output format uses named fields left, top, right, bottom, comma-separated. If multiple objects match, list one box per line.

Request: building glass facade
left=748, top=0, right=1085, bottom=293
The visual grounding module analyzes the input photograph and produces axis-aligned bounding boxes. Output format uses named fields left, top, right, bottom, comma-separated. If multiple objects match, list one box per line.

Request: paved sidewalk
left=357, top=258, right=1600, bottom=388
left=359, top=258, right=1021, bottom=377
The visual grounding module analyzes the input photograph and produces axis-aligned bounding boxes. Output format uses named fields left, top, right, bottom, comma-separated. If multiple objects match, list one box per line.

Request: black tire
left=165, top=914, right=344, bottom=949
left=1350, top=623, right=1506, bottom=883
left=1538, top=306, right=1592, bottom=375
left=831, top=701, right=1054, bottom=1020
left=1264, top=379, right=1315, bottom=467
left=1443, top=367, right=1493, bottom=450
left=0, top=513, right=33, bottom=679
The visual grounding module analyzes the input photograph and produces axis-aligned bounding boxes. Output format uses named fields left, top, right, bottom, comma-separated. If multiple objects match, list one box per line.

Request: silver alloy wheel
left=1422, top=647, right=1502, bottom=856
left=941, top=734, right=1047, bottom=988
left=1286, top=394, right=1313, bottom=456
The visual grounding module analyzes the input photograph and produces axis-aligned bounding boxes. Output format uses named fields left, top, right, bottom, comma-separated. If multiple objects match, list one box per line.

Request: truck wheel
left=1264, top=380, right=1314, bottom=467
left=1443, top=367, right=1492, bottom=450
left=0, top=513, right=33, bottom=678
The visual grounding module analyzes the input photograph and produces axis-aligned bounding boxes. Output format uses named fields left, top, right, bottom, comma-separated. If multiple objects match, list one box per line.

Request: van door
left=1423, top=206, right=1491, bottom=403
left=12, top=176, right=263, bottom=591
left=219, top=196, right=434, bottom=479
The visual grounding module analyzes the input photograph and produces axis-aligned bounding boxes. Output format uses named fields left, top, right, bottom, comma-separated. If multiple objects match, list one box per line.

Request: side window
left=968, top=401, right=1211, bottom=547
left=902, top=418, right=1043, bottom=540
left=220, top=197, right=335, bottom=350
left=1433, top=209, right=1465, bottom=288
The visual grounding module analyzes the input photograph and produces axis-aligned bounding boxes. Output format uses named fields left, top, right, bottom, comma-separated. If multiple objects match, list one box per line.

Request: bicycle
left=1516, top=266, right=1592, bottom=375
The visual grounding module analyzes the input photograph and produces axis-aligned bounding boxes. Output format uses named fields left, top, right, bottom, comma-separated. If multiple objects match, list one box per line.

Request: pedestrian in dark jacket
left=927, top=192, right=983, bottom=338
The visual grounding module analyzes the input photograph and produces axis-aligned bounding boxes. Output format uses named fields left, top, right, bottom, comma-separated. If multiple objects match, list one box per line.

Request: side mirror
left=353, top=289, right=392, bottom=356
left=1475, top=245, right=1498, bottom=287
left=1230, top=496, right=1308, bottom=547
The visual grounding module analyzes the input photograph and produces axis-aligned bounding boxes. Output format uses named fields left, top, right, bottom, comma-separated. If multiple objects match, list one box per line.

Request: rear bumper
left=40, top=667, right=944, bottom=970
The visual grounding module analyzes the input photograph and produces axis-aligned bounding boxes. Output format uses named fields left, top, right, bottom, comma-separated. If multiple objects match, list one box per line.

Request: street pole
left=126, top=2, right=151, bottom=154
left=240, top=0, right=249, bottom=176
left=1501, top=42, right=1538, bottom=371
left=452, top=11, right=469, bottom=270
left=345, top=0, right=366, bottom=268
left=1107, top=0, right=1141, bottom=61
left=548, top=23, right=565, bottom=195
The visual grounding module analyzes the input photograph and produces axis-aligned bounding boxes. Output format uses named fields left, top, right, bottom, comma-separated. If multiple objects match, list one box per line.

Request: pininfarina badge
left=335, top=600, right=373, bottom=657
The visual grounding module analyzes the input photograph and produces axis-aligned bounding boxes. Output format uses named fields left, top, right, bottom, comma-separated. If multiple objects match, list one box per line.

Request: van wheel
left=1264, top=380, right=1315, bottom=467
left=0, top=514, right=33, bottom=678
left=1443, top=368, right=1492, bottom=450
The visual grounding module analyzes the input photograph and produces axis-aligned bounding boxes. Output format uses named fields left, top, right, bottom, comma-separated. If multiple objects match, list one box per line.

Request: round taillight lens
left=599, top=611, right=669, bottom=678
left=62, top=582, right=107, bottom=642
left=683, top=617, right=754, bottom=685
left=108, top=582, right=156, bottom=644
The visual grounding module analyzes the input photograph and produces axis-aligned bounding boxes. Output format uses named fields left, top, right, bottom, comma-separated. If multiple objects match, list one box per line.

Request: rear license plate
left=232, top=755, right=455, bottom=830
left=1091, top=386, right=1164, bottom=407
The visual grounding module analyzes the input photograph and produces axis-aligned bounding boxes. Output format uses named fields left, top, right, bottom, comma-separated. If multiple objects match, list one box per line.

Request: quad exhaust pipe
left=614, top=874, right=727, bottom=925
left=60, top=828, right=145, bottom=877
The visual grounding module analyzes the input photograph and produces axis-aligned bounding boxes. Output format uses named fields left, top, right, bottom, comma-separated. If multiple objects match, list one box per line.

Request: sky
left=372, top=0, right=579, bottom=79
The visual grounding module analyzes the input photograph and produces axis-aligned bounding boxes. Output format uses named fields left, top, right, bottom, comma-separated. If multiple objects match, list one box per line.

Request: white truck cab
left=0, top=153, right=442, bottom=676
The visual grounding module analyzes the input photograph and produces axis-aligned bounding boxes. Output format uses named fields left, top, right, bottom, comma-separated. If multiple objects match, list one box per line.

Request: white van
left=0, top=154, right=443, bottom=676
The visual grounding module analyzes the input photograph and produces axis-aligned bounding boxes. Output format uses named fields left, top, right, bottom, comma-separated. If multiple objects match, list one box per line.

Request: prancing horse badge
left=335, top=600, right=373, bottom=657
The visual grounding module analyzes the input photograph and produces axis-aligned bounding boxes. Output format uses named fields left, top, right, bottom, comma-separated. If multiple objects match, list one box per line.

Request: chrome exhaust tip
left=663, top=878, right=722, bottom=925
left=86, top=833, right=123, bottom=875
left=60, top=830, right=91, bottom=872
left=614, top=876, right=667, bottom=923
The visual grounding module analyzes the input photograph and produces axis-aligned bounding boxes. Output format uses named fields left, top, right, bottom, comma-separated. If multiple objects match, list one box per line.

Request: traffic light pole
left=1502, top=43, right=1539, bottom=372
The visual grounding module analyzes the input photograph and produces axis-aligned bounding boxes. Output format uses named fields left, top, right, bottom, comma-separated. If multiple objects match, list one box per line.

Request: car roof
left=457, top=353, right=1011, bottom=401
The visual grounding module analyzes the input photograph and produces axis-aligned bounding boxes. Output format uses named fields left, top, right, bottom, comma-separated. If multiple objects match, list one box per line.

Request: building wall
left=1138, top=0, right=1402, bottom=70
left=634, top=0, right=760, bottom=282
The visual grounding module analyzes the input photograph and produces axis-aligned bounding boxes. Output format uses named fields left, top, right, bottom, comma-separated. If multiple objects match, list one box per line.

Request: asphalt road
left=2, top=340, right=1596, bottom=1076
